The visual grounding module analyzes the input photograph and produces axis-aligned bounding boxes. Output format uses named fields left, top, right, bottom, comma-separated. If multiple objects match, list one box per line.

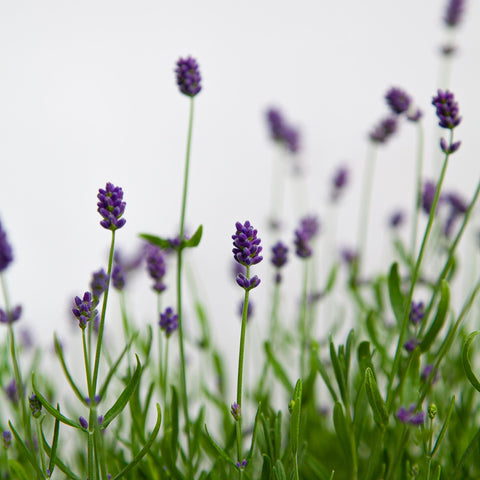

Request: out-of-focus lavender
left=145, top=244, right=167, bottom=293
left=409, top=301, right=425, bottom=325
left=112, top=264, right=126, bottom=291
left=0, top=305, right=22, bottom=324
left=331, top=166, right=349, bottom=203
left=159, top=307, right=179, bottom=337
left=369, top=116, right=398, bottom=144
left=90, top=268, right=109, bottom=300
left=175, top=56, right=202, bottom=97
left=432, top=90, right=462, bottom=130
left=385, top=87, right=411, bottom=115
left=0, top=219, right=13, bottom=272
left=389, top=210, right=405, bottom=229
left=265, top=107, right=300, bottom=153
left=444, top=0, right=465, bottom=27
left=396, top=405, right=425, bottom=425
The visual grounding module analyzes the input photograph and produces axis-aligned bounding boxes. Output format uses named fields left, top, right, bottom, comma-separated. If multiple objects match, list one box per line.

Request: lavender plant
left=2, top=4, right=480, bottom=479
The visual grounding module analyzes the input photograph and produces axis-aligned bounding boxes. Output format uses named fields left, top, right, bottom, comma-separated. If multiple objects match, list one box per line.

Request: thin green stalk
left=176, top=96, right=196, bottom=476
left=357, top=144, right=377, bottom=273
left=92, top=230, right=116, bottom=393
left=386, top=135, right=452, bottom=410
left=385, top=427, right=410, bottom=480
left=410, top=121, right=425, bottom=257
left=82, top=329, right=92, bottom=400
left=119, top=292, right=132, bottom=372
left=299, top=261, right=309, bottom=378
left=236, top=266, right=251, bottom=469
left=35, top=420, right=47, bottom=475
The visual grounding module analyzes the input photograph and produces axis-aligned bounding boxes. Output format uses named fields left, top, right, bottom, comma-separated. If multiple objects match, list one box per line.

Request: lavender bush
left=1, top=2, right=480, bottom=479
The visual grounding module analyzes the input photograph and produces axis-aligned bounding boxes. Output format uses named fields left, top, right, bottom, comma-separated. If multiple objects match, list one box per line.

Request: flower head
left=421, top=364, right=440, bottom=384
left=444, top=0, right=465, bottom=27
left=404, top=337, right=419, bottom=352
left=231, top=402, right=241, bottom=421
left=79, top=416, right=89, bottom=430
left=0, top=220, right=13, bottom=273
left=232, top=221, right=263, bottom=267
left=0, top=305, right=22, bottom=325
left=72, top=292, right=96, bottom=329
left=369, top=116, right=398, bottom=144
left=2, top=431, right=12, bottom=449
left=389, top=210, right=405, bottom=229
left=421, top=180, right=438, bottom=215
left=300, top=215, right=321, bottom=240
left=265, top=107, right=301, bottom=153
left=29, top=394, right=42, bottom=418
left=331, top=166, right=349, bottom=202
left=159, top=307, right=179, bottom=337
left=432, top=90, right=461, bottom=129
left=385, top=87, right=411, bottom=115
left=97, top=183, right=126, bottom=231
left=236, top=273, right=261, bottom=290
left=175, top=56, right=202, bottom=97
left=5, top=379, right=19, bottom=403
left=145, top=244, right=167, bottom=293
left=90, top=268, right=109, bottom=300
left=294, top=229, right=312, bottom=259
left=396, top=404, right=425, bottom=426
left=112, top=264, right=125, bottom=291
left=409, top=301, right=425, bottom=325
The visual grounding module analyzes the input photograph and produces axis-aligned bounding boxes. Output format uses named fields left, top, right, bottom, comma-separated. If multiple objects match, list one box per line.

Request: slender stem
left=176, top=96, right=196, bottom=476
left=410, top=122, right=425, bottom=257
left=236, top=266, right=251, bottom=466
left=299, top=261, right=309, bottom=378
left=82, top=329, right=92, bottom=400
left=386, top=136, right=452, bottom=410
left=357, top=144, right=377, bottom=273
left=92, top=230, right=116, bottom=393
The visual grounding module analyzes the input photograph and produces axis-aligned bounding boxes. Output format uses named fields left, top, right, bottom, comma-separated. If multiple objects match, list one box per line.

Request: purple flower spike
left=90, top=268, right=109, bottom=299
left=440, top=138, right=461, bottom=154
left=369, top=116, right=398, bottom=144
left=112, top=264, right=125, bottom=291
left=236, top=273, right=261, bottom=290
left=385, top=87, right=411, bottom=115
left=422, top=180, right=439, bottom=215
left=331, top=166, right=349, bottom=202
left=300, top=215, right=321, bottom=240
left=145, top=244, right=167, bottom=293
left=231, top=402, right=241, bottom=421
left=0, top=305, right=22, bottom=325
left=409, top=301, right=425, bottom=325
left=29, top=394, right=42, bottom=418
left=266, top=108, right=286, bottom=142
left=72, top=292, right=96, bottom=329
left=159, top=307, right=179, bottom=337
left=444, top=0, right=465, bottom=27
left=421, top=364, right=440, bottom=384
left=5, top=379, right=19, bottom=403
left=232, top=221, right=263, bottom=267
left=79, top=416, right=89, bottom=430
left=2, top=430, right=12, bottom=449
left=294, top=229, right=313, bottom=259
left=404, top=337, right=419, bottom=352
left=97, top=183, right=126, bottom=231
left=0, top=220, right=13, bottom=273
left=389, top=210, right=405, bottom=229
left=432, top=90, right=462, bottom=129
left=175, top=56, right=202, bottom=97
left=271, top=241, right=288, bottom=284
left=396, top=404, right=425, bottom=426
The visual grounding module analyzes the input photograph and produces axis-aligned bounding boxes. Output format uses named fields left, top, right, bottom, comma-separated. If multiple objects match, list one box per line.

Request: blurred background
left=0, top=0, right=479, bottom=365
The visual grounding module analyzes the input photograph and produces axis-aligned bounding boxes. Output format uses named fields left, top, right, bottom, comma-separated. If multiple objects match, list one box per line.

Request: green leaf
left=316, top=354, right=338, bottom=402
left=7, top=460, right=30, bottom=480
left=431, top=395, right=455, bottom=457
left=462, top=331, right=480, bottom=393
left=357, top=341, right=374, bottom=377
left=32, top=374, right=82, bottom=429
left=184, top=224, right=203, bottom=248
left=330, top=340, right=347, bottom=404
left=102, top=354, right=143, bottom=429
left=419, top=280, right=450, bottom=353
left=48, top=405, right=61, bottom=477
left=365, top=310, right=387, bottom=360
left=324, top=263, right=338, bottom=293
left=433, top=465, right=441, bottom=480
left=139, top=233, right=171, bottom=249
left=265, top=342, right=293, bottom=392
left=290, top=379, right=302, bottom=455
left=388, top=263, right=404, bottom=325
left=345, top=329, right=355, bottom=381
left=261, top=454, right=272, bottom=480
left=170, top=385, right=180, bottom=461
left=8, top=421, right=44, bottom=478
left=273, top=459, right=287, bottom=480
left=333, top=402, right=352, bottom=471
left=247, top=402, right=262, bottom=462
left=112, top=404, right=162, bottom=480
left=364, top=367, right=389, bottom=428
left=204, top=425, right=237, bottom=468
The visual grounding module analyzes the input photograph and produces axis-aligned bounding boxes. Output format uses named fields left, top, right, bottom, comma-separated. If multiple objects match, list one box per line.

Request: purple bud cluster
left=271, top=241, right=289, bottom=284
left=444, top=0, right=465, bottom=27
left=72, top=292, right=97, bottom=329
left=0, top=220, right=13, bottom=272
left=421, top=180, right=438, bottom=215
left=2, top=431, right=12, bottom=449
left=231, top=402, right=241, bottom=421
left=409, top=301, right=425, bottom=325
left=331, top=166, right=349, bottom=202
left=404, top=337, right=419, bottom=352
left=159, top=307, right=179, bottom=337
left=432, top=90, right=461, bottom=130
left=265, top=107, right=300, bottom=153
left=112, top=264, right=126, bottom=291
left=389, top=210, right=405, bottom=229
left=385, top=87, right=411, bottom=115
left=175, top=56, right=202, bottom=97
left=294, top=215, right=320, bottom=259
left=444, top=191, right=468, bottom=237
left=145, top=244, right=167, bottom=293
left=232, top=221, right=263, bottom=267
left=90, top=268, right=109, bottom=300
left=396, top=405, right=425, bottom=426
left=0, top=305, right=22, bottom=325
left=5, top=379, right=19, bottom=403
left=29, top=394, right=42, bottom=418
left=97, top=183, right=126, bottom=231
left=369, top=116, right=398, bottom=144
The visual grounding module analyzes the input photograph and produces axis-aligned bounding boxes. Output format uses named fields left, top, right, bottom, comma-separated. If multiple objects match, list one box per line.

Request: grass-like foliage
left=1, top=2, right=480, bottom=479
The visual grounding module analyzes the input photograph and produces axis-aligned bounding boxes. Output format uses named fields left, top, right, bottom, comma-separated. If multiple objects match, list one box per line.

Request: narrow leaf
left=330, top=340, right=346, bottom=404
left=388, top=263, right=404, bottom=324
left=333, top=402, right=352, bottom=471
left=265, top=342, right=293, bottom=392
left=462, top=331, right=480, bottom=393
left=8, top=421, right=44, bottom=478
left=364, top=367, right=388, bottom=428
left=290, top=379, right=302, bottom=455
left=7, top=460, right=30, bottom=480
left=204, top=426, right=237, bottom=468
left=316, top=355, right=338, bottom=402
left=273, top=459, right=287, bottom=480
left=325, top=263, right=338, bottom=293
left=139, top=233, right=171, bottom=249
left=357, top=341, right=374, bottom=377
left=184, top=224, right=203, bottom=248
left=48, top=405, right=61, bottom=477
left=40, top=429, right=81, bottom=480
left=431, top=395, right=455, bottom=457
left=247, top=402, right=262, bottom=461
left=102, top=354, right=143, bottom=429
left=419, top=280, right=450, bottom=352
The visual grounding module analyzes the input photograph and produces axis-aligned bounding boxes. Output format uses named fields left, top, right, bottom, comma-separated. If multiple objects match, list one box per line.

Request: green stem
left=357, top=144, right=377, bottom=273
left=410, top=122, right=425, bottom=258
left=92, top=230, right=116, bottom=394
left=176, top=96, right=196, bottom=476
left=82, top=329, right=92, bottom=400
left=386, top=134, right=452, bottom=410
left=299, top=261, right=309, bottom=378
left=236, top=266, right=251, bottom=466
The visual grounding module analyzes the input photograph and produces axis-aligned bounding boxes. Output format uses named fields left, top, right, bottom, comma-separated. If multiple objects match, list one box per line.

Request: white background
left=0, top=1, right=479, bottom=364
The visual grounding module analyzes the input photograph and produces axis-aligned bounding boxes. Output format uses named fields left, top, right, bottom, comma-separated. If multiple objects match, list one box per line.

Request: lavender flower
left=385, top=87, right=411, bottom=115
left=231, top=402, right=241, bottom=421
left=79, top=416, right=89, bottom=430
left=421, top=180, right=438, bottom=215
left=409, top=301, right=425, bottom=325
left=444, top=0, right=465, bottom=27
left=29, top=394, right=42, bottom=418
left=294, top=228, right=312, bottom=259
left=271, top=241, right=288, bottom=283
left=266, top=108, right=286, bottom=142
left=421, top=364, right=440, bottom=384
left=331, top=166, right=349, bottom=202
left=97, top=183, right=126, bottom=231
left=90, top=268, right=109, bottom=299
left=396, top=404, right=425, bottom=426
left=0, top=305, right=22, bottom=324
left=175, top=56, right=202, bottom=97
left=232, top=221, right=263, bottom=267
left=404, top=337, right=419, bottom=352
left=72, top=292, right=96, bottom=329
left=283, top=125, right=300, bottom=153
left=238, top=299, right=254, bottom=321
left=236, top=460, right=247, bottom=469
left=0, top=219, right=13, bottom=272
left=159, top=307, right=179, bottom=337
left=5, top=379, right=19, bottom=403
left=300, top=215, right=321, bottom=239
left=369, top=116, right=398, bottom=144
left=112, top=264, right=125, bottom=291
left=340, top=248, right=358, bottom=265
left=145, top=244, right=167, bottom=293
left=432, top=90, right=462, bottom=129
left=389, top=210, right=405, bottom=229
left=444, top=191, right=468, bottom=236
left=2, top=431, right=12, bottom=449
left=407, top=108, right=423, bottom=122
left=236, top=273, right=261, bottom=290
